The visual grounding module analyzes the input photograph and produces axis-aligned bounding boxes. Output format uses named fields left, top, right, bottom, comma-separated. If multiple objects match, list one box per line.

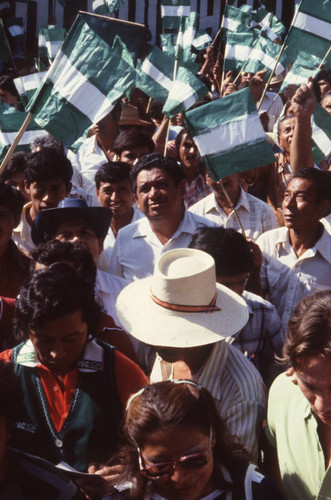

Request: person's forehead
left=280, top=117, right=295, bottom=131
left=31, top=177, right=66, bottom=187
left=55, top=219, right=97, bottom=234
left=137, top=167, right=171, bottom=183
left=296, top=354, right=331, bottom=383
left=287, top=177, right=315, bottom=194
left=99, top=180, right=131, bottom=190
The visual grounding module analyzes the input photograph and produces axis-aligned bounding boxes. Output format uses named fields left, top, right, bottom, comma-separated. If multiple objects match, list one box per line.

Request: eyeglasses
left=138, top=428, right=213, bottom=478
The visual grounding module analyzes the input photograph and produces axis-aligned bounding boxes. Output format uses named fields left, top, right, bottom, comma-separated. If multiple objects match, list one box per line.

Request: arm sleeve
left=114, top=350, right=149, bottom=408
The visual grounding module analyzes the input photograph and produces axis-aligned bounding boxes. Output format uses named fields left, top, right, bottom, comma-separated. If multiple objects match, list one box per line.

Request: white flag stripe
left=249, top=48, right=285, bottom=75
left=171, top=81, right=197, bottom=107
left=283, top=72, right=308, bottom=85
left=192, top=113, right=266, bottom=157
left=161, top=6, right=190, bottom=17
left=192, top=33, right=212, bottom=48
left=93, top=0, right=104, bottom=9
left=222, top=17, right=240, bottom=31
left=262, top=25, right=278, bottom=41
left=141, top=59, right=173, bottom=91
left=39, top=34, right=46, bottom=47
left=183, top=26, right=195, bottom=46
left=23, top=72, right=47, bottom=92
left=225, top=44, right=253, bottom=61
left=0, top=129, right=48, bottom=146
left=8, top=25, right=24, bottom=37
left=312, top=121, right=331, bottom=156
left=51, top=53, right=115, bottom=124
left=14, top=78, right=24, bottom=96
left=46, top=40, right=63, bottom=58
left=294, top=12, right=331, bottom=42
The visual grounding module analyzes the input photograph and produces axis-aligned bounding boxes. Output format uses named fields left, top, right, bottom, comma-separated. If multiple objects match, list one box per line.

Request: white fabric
left=12, top=202, right=35, bottom=256
left=150, top=340, right=266, bottom=461
left=189, top=189, right=277, bottom=241
left=257, top=226, right=331, bottom=330
left=160, top=5, right=190, bottom=17
left=110, top=210, right=218, bottom=282
left=99, top=206, right=143, bottom=273
left=294, top=11, right=331, bottom=41
left=140, top=59, right=173, bottom=91
left=222, top=17, right=240, bottom=31
left=95, top=269, right=128, bottom=326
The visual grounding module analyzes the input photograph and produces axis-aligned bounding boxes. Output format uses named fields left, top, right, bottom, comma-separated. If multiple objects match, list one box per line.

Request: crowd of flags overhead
left=0, top=0, right=330, bottom=181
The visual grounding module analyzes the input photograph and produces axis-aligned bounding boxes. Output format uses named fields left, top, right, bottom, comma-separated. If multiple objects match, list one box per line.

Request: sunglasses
left=138, top=428, right=213, bottom=478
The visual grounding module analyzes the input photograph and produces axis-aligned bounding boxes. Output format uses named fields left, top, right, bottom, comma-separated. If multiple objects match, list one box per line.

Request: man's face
left=293, top=354, right=331, bottom=426
left=0, top=207, right=17, bottom=251
left=179, top=133, right=199, bottom=172
left=282, top=178, right=324, bottom=231
left=29, top=309, right=88, bottom=377
left=55, top=220, right=103, bottom=265
left=241, top=72, right=254, bottom=84
left=5, top=173, right=30, bottom=202
left=322, top=94, right=331, bottom=115
left=279, top=117, right=295, bottom=156
left=26, top=178, right=70, bottom=216
left=318, top=79, right=331, bottom=100
left=206, top=172, right=241, bottom=204
left=135, top=167, right=185, bottom=221
left=216, top=272, right=249, bottom=296
left=97, top=180, right=134, bottom=216
left=118, top=146, right=151, bottom=167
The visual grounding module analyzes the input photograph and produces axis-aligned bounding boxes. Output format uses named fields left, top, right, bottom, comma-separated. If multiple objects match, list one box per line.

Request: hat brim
left=116, top=278, right=249, bottom=348
left=32, top=207, right=112, bottom=246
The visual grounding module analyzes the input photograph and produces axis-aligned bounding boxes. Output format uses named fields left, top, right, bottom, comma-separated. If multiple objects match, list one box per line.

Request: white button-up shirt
left=189, top=190, right=277, bottom=241
left=110, top=210, right=217, bottom=281
left=257, top=226, right=331, bottom=330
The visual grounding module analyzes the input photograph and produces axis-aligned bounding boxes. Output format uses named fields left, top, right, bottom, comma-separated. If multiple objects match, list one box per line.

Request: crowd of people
left=0, top=10, right=330, bottom=500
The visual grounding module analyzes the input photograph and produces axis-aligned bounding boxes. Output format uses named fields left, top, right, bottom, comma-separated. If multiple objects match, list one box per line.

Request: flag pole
left=0, top=112, right=33, bottom=175
left=146, top=97, right=152, bottom=114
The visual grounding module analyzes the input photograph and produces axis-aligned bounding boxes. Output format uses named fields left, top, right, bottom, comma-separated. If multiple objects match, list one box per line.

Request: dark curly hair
left=0, top=361, right=24, bottom=433
left=14, top=262, right=103, bottom=341
left=24, top=147, right=73, bottom=188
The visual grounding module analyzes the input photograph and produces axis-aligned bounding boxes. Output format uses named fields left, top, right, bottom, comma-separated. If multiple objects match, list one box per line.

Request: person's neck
left=173, top=344, right=214, bottom=377
left=182, top=166, right=199, bottom=185
left=215, top=189, right=240, bottom=216
left=149, top=207, right=185, bottom=245
left=289, top=223, right=323, bottom=258
left=26, top=205, right=36, bottom=227
left=111, top=208, right=134, bottom=238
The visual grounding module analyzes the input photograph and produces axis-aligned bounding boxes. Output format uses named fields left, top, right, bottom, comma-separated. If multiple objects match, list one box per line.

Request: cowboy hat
left=116, top=248, right=249, bottom=348
left=119, top=103, right=151, bottom=127
left=31, top=198, right=112, bottom=245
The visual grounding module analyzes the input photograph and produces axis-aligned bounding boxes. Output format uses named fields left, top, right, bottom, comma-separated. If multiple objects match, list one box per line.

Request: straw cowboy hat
left=116, top=248, right=249, bottom=348
left=119, top=103, right=151, bottom=127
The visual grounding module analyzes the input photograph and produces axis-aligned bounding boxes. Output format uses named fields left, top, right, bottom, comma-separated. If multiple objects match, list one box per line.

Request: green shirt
left=266, top=373, right=331, bottom=500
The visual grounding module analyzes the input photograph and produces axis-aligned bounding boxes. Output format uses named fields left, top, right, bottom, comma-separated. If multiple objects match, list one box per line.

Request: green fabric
left=266, top=373, right=331, bottom=500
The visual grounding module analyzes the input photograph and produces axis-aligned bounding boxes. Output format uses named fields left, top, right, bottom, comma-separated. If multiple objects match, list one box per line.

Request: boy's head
left=190, top=227, right=254, bottom=295
left=95, top=162, right=134, bottom=217
left=24, top=148, right=72, bottom=217
left=112, top=130, right=155, bottom=167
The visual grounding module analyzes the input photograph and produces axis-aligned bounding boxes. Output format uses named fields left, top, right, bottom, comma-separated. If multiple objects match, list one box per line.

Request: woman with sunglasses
left=105, top=381, right=282, bottom=500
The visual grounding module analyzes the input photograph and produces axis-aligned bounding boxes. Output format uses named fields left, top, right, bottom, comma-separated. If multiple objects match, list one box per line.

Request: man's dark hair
left=112, top=130, right=154, bottom=157
left=24, top=147, right=73, bottom=187
left=0, top=151, right=26, bottom=183
left=313, top=68, right=331, bottom=102
left=0, top=74, right=19, bottom=98
left=148, top=99, right=164, bottom=122
left=14, top=262, right=103, bottom=341
left=282, top=290, right=331, bottom=370
left=0, top=182, right=25, bottom=223
left=31, top=240, right=97, bottom=289
left=190, top=227, right=254, bottom=276
left=291, top=167, right=331, bottom=204
left=130, top=153, right=185, bottom=193
left=95, top=162, right=131, bottom=190
left=30, top=135, right=66, bottom=155
left=0, top=361, right=24, bottom=433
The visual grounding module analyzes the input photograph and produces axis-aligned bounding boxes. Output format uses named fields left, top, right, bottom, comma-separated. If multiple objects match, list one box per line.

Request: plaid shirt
left=184, top=174, right=213, bottom=208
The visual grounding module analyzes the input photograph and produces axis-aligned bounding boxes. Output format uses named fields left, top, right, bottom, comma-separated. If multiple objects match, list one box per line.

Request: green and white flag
left=252, top=10, right=286, bottom=42
left=92, top=0, right=124, bottom=16
left=6, top=18, right=24, bottom=44
left=241, top=32, right=287, bottom=77
left=192, top=29, right=212, bottom=51
left=136, top=46, right=174, bottom=104
left=182, top=11, right=198, bottom=61
left=0, top=109, right=47, bottom=160
left=280, top=52, right=323, bottom=91
left=221, top=5, right=252, bottom=39
left=161, top=0, right=191, bottom=30
left=160, top=33, right=177, bottom=58
left=29, top=13, right=138, bottom=151
left=224, top=32, right=256, bottom=73
left=0, top=19, right=12, bottom=65
left=184, top=87, right=275, bottom=180
left=45, top=27, right=66, bottom=62
left=38, top=25, right=49, bottom=59
left=284, top=0, right=331, bottom=61
left=162, top=66, right=208, bottom=117
left=14, top=72, right=47, bottom=109
left=311, top=103, right=331, bottom=165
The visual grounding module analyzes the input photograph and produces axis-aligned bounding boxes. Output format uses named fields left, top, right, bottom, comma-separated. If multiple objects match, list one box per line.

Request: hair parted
left=130, top=153, right=185, bottom=193
left=282, top=290, right=331, bottom=370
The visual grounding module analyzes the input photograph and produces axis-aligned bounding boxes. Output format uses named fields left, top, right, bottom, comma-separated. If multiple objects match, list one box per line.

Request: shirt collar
left=275, top=226, right=331, bottom=264
left=16, top=338, right=104, bottom=372
left=132, top=209, right=195, bottom=240
left=235, top=187, right=250, bottom=212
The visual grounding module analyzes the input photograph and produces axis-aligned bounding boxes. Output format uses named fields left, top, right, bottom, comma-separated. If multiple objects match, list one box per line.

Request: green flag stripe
left=48, top=51, right=115, bottom=123
left=141, top=59, right=173, bottom=92
left=161, top=5, right=190, bottom=16
left=0, top=129, right=47, bottom=146
left=294, top=12, right=331, bottom=41
left=312, top=122, right=331, bottom=157
left=192, top=113, right=266, bottom=158
left=249, top=48, right=285, bottom=74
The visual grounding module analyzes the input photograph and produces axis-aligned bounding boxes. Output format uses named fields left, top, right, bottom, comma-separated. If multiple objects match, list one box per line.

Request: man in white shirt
left=190, top=171, right=277, bottom=241
left=110, top=153, right=216, bottom=281
left=257, top=168, right=331, bottom=330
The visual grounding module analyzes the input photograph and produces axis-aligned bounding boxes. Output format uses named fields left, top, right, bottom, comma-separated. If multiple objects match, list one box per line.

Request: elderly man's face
left=292, top=354, right=331, bottom=426
left=279, top=117, right=295, bottom=156
left=55, top=220, right=103, bottom=265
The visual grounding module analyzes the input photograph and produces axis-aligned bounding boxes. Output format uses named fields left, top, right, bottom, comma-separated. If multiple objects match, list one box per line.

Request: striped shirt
left=189, top=189, right=278, bottom=241
left=150, top=341, right=267, bottom=462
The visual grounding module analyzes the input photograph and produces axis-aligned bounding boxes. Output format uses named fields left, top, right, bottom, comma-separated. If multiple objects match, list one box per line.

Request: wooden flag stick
left=146, top=97, right=152, bottom=114
left=0, top=112, right=33, bottom=175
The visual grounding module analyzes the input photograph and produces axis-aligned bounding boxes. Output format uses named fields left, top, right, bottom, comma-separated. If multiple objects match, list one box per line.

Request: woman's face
left=140, top=425, right=214, bottom=500
left=179, top=133, right=199, bottom=171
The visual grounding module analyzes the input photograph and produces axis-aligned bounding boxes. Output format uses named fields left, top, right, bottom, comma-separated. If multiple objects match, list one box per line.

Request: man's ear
left=66, top=182, right=72, bottom=196
left=24, top=180, right=30, bottom=194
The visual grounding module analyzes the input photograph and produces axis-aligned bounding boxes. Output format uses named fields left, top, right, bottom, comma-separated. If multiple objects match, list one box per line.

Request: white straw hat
left=116, top=248, right=249, bottom=348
